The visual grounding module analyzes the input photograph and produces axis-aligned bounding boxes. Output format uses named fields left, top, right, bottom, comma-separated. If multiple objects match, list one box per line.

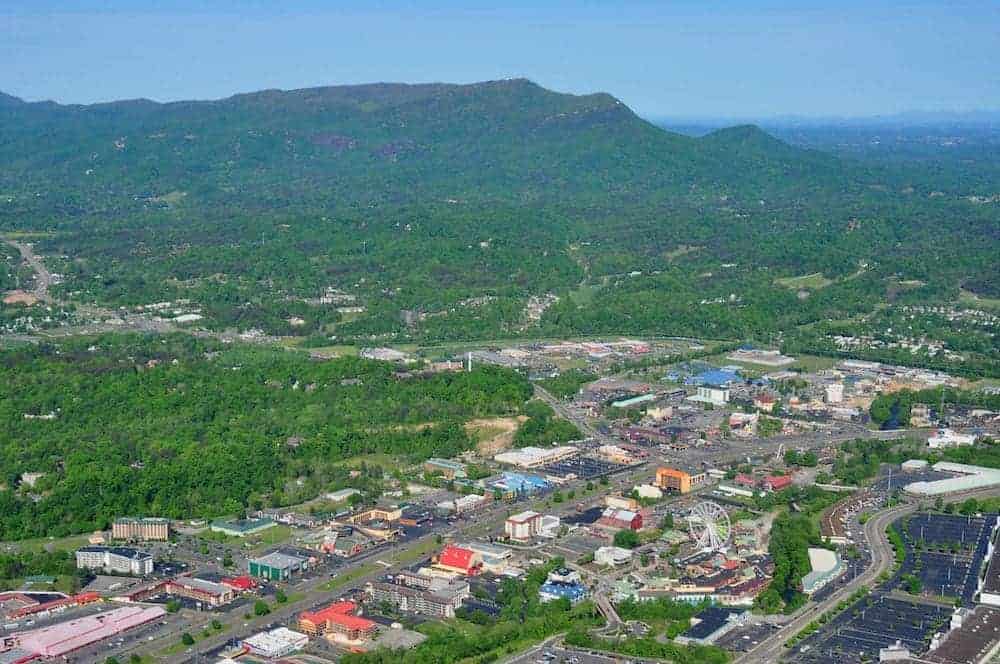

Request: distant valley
left=0, top=79, right=997, bottom=376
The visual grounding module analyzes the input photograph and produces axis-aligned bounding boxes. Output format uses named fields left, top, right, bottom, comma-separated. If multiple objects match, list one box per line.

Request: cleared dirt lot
left=466, top=416, right=526, bottom=454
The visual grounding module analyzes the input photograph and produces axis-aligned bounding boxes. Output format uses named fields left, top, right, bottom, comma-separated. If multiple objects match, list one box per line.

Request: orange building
left=655, top=467, right=703, bottom=494
left=299, top=601, right=377, bottom=642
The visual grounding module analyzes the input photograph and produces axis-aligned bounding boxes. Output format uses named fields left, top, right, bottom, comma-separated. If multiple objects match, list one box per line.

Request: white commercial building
left=505, top=511, right=541, bottom=541
left=325, top=488, right=361, bottom=502
left=494, top=446, right=578, bottom=468
left=75, top=546, right=153, bottom=576
left=538, top=515, right=561, bottom=538
left=904, top=462, right=1000, bottom=496
left=635, top=484, right=663, bottom=499
left=242, top=628, right=309, bottom=658
left=825, top=383, right=844, bottom=404
left=801, top=548, right=844, bottom=595
left=598, top=445, right=636, bottom=465
left=927, top=428, right=977, bottom=449
left=688, top=387, right=730, bottom=406
left=718, top=485, right=755, bottom=499
left=594, top=546, right=633, bottom=567
left=605, top=495, right=639, bottom=511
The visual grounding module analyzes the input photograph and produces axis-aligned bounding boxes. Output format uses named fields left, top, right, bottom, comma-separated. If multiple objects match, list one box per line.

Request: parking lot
left=540, top=457, right=627, bottom=480
left=887, top=513, right=995, bottom=605
left=788, top=595, right=950, bottom=664
left=545, top=531, right=607, bottom=561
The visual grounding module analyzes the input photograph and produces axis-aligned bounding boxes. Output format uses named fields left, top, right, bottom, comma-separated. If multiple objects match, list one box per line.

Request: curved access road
left=738, top=485, right=1000, bottom=664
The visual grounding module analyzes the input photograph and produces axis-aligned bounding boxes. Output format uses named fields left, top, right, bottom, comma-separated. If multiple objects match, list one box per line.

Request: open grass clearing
left=775, top=272, right=834, bottom=290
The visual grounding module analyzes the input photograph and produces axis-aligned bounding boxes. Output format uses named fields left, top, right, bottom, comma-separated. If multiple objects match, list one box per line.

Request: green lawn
left=959, top=289, right=1000, bottom=311
left=158, top=621, right=228, bottom=656
left=249, top=524, right=294, bottom=549
left=390, top=536, right=440, bottom=565
left=322, top=561, right=380, bottom=591
left=2, top=533, right=93, bottom=553
left=2, top=574, right=79, bottom=594
left=775, top=272, right=834, bottom=290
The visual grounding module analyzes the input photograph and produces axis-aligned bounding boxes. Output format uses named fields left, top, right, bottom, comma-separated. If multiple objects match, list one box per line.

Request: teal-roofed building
left=611, top=394, right=657, bottom=409
left=210, top=517, right=276, bottom=538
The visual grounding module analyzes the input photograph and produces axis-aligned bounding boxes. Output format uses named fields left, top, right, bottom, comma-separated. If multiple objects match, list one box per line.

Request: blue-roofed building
left=539, top=581, right=587, bottom=603
left=685, top=369, right=740, bottom=388
left=494, top=472, right=549, bottom=495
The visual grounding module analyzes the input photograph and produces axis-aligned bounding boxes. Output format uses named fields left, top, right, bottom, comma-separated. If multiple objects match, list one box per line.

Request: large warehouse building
left=904, top=462, right=1000, bottom=496
left=494, top=446, right=578, bottom=469
left=13, top=605, right=166, bottom=658
left=248, top=551, right=309, bottom=581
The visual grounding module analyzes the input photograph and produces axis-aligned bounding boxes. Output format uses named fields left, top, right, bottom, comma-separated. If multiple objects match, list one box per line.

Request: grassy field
left=775, top=272, right=834, bottom=290
left=248, top=524, right=295, bottom=552
left=959, top=289, right=1000, bottom=311
left=390, top=536, right=441, bottom=566
left=2, top=574, right=79, bottom=594
left=712, top=350, right=839, bottom=373
left=196, top=523, right=296, bottom=552
left=158, top=620, right=228, bottom=656
left=322, top=561, right=380, bottom=591
left=1, top=532, right=94, bottom=553
left=787, top=354, right=841, bottom=372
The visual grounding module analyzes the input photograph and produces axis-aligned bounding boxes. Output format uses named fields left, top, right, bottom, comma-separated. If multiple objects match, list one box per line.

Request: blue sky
left=3, top=0, right=998, bottom=118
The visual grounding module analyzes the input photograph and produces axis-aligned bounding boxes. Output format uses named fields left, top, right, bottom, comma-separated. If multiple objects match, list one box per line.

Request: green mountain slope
left=0, top=79, right=847, bottom=210
left=0, top=79, right=996, bottom=346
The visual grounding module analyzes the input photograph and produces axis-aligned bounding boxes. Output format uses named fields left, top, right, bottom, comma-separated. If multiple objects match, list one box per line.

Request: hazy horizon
left=3, top=0, right=999, bottom=119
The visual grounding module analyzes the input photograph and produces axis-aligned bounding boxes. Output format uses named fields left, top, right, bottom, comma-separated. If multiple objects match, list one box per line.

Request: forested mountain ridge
left=0, top=78, right=849, bottom=210
left=0, top=79, right=996, bottom=348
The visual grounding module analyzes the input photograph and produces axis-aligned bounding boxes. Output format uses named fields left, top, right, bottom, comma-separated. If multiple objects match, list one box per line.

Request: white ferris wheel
left=687, top=501, right=732, bottom=552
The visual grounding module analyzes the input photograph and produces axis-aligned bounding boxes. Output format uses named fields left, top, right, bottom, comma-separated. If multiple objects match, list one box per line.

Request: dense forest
left=0, top=80, right=996, bottom=348
left=0, top=333, right=537, bottom=540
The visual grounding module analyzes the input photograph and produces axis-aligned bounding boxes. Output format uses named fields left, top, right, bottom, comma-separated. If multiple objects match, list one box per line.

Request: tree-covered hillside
left=0, top=334, right=535, bottom=539
left=0, top=79, right=996, bottom=343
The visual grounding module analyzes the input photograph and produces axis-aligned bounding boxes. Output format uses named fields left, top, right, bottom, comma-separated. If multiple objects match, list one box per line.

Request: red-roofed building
left=435, top=545, right=482, bottom=576
left=762, top=475, right=793, bottom=492
left=222, top=575, right=258, bottom=592
left=299, top=600, right=377, bottom=642
left=8, top=592, right=100, bottom=619
left=734, top=473, right=756, bottom=488
left=597, top=508, right=643, bottom=531
left=753, top=394, right=778, bottom=412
